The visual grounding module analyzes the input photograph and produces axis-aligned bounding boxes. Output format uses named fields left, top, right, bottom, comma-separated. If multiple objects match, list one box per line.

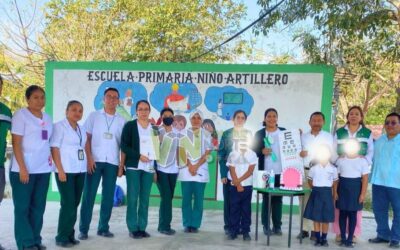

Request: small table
left=253, top=187, right=311, bottom=248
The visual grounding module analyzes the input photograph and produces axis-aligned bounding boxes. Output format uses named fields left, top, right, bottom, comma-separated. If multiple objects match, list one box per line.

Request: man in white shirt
left=298, top=112, right=334, bottom=240
left=79, top=88, right=126, bottom=240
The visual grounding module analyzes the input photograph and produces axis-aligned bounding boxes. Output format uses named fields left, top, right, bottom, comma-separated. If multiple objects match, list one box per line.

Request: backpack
left=113, top=185, right=124, bottom=207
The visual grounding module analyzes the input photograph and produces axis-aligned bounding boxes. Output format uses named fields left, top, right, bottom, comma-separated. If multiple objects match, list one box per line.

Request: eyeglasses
left=385, top=121, right=399, bottom=126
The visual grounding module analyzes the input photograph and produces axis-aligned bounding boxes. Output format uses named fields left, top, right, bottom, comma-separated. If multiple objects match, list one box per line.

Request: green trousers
left=181, top=181, right=206, bottom=229
left=55, top=173, right=85, bottom=243
left=79, top=162, right=118, bottom=234
left=156, top=171, right=178, bottom=231
left=262, top=174, right=283, bottom=230
left=10, top=172, right=50, bottom=250
left=126, top=169, right=153, bottom=232
left=222, top=180, right=231, bottom=230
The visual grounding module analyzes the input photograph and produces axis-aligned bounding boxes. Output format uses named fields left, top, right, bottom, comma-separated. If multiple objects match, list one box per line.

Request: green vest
left=336, top=126, right=371, bottom=156
left=0, top=102, right=12, bottom=168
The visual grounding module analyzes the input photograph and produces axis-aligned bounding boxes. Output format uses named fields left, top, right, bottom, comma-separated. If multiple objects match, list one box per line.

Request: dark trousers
left=10, top=172, right=50, bottom=250
left=222, top=180, right=231, bottom=230
left=156, top=171, right=178, bottom=231
left=0, top=167, right=5, bottom=203
left=262, top=174, right=282, bottom=230
left=79, top=162, right=118, bottom=234
left=339, top=210, right=357, bottom=243
left=229, top=185, right=252, bottom=235
left=372, top=184, right=400, bottom=241
left=55, top=173, right=85, bottom=243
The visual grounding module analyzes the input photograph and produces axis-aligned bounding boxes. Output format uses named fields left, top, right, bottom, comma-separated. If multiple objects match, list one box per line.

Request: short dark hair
left=66, top=100, right=83, bottom=110
left=309, top=111, right=325, bottom=121
left=233, top=110, right=247, bottom=120
left=25, top=85, right=45, bottom=99
left=136, top=100, right=150, bottom=111
left=160, top=107, right=174, bottom=117
left=262, top=108, right=278, bottom=127
left=385, top=112, right=400, bottom=123
left=104, top=87, right=120, bottom=98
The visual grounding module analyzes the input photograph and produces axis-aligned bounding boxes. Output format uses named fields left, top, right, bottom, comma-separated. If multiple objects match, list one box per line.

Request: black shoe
left=35, top=244, right=46, bottom=250
left=69, top=238, right=80, bottom=245
left=0, top=244, right=4, bottom=250
left=243, top=233, right=251, bottom=241
left=224, top=226, right=230, bottom=235
left=369, top=237, right=390, bottom=244
left=320, top=240, right=329, bottom=247
left=97, top=231, right=114, bottom=238
left=227, top=233, right=237, bottom=240
left=139, top=231, right=150, bottom=238
left=314, top=240, right=321, bottom=246
left=55, top=241, right=73, bottom=248
left=78, top=233, right=88, bottom=240
left=184, top=227, right=191, bottom=233
left=263, top=226, right=273, bottom=236
left=273, top=227, right=282, bottom=236
left=297, top=230, right=309, bottom=239
left=129, top=231, right=143, bottom=239
left=390, top=241, right=400, bottom=249
left=345, top=241, right=354, bottom=248
left=159, top=229, right=176, bottom=235
left=190, top=227, right=199, bottom=233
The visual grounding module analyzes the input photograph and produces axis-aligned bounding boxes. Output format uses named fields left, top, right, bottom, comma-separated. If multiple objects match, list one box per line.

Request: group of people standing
left=0, top=80, right=399, bottom=250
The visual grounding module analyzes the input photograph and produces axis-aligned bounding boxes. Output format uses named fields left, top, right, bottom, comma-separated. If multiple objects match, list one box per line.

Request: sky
left=0, top=0, right=308, bottom=63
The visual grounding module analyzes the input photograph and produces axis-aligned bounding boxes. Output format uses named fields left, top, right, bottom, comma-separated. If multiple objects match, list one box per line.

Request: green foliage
left=256, top=0, right=400, bottom=121
left=40, top=0, right=248, bottom=62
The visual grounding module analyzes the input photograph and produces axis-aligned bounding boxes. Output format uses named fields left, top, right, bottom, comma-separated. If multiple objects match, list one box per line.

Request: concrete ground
left=0, top=198, right=390, bottom=250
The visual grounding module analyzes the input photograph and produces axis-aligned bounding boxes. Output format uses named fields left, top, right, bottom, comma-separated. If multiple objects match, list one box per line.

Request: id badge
left=42, top=130, right=48, bottom=140
left=78, top=149, right=84, bottom=161
left=103, top=132, right=113, bottom=140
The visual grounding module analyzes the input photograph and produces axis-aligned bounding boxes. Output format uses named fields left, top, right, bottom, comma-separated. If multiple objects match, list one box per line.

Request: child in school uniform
left=226, top=140, right=258, bottom=241
left=304, top=144, right=338, bottom=247
left=334, top=139, right=369, bottom=248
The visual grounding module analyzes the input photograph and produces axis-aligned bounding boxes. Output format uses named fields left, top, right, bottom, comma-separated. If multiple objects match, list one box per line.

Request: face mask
left=163, top=117, right=174, bottom=126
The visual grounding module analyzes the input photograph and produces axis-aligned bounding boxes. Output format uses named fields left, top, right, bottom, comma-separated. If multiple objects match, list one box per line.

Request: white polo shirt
left=308, top=163, right=338, bottom=187
left=157, top=126, right=179, bottom=174
left=178, top=128, right=213, bottom=183
left=11, top=108, right=53, bottom=173
left=128, top=123, right=156, bottom=173
left=84, top=109, right=126, bottom=166
left=227, top=150, right=258, bottom=187
left=263, top=129, right=283, bottom=174
left=336, top=157, right=370, bottom=178
left=50, top=119, right=87, bottom=173
left=301, top=130, right=334, bottom=167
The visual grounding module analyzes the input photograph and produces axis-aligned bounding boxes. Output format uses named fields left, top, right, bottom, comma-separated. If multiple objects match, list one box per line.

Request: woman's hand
left=221, top=177, right=228, bottom=184
left=19, top=168, right=29, bottom=184
left=236, top=184, right=244, bottom=192
left=262, top=148, right=272, bottom=156
left=117, top=166, right=124, bottom=177
left=188, top=163, right=197, bottom=176
left=58, top=170, right=67, bottom=182
left=140, top=154, right=150, bottom=163
left=358, top=193, right=365, bottom=203
left=300, top=150, right=308, bottom=158
left=87, top=158, right=96, bottom=174
left=333, top=192, right=339, bottom=201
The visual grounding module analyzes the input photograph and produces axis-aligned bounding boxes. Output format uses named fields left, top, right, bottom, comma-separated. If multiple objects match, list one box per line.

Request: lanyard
left=104, top=113, right=116, bottom=133
left=76, top=125, right=82, bottom=147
